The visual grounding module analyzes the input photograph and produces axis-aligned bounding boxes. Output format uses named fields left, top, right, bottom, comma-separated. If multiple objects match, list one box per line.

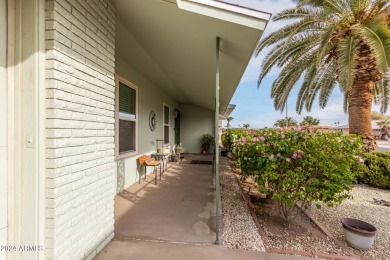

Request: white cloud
left=229, top=97, right=350, bottom=128
left=229, top=97, right=390, bottom=128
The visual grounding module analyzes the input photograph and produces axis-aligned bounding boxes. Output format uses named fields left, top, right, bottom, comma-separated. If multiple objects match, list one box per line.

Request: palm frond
left=355, top=16, right=390, bottom=71
left=337, top=35, right=357, bottom=91
left=272, top=7, right=311, bottom=21
left=343, top=92, right=349, bottom=113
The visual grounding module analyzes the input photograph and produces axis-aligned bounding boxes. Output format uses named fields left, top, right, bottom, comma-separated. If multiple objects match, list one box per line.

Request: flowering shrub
left=228, top=127, right=364, bottom=224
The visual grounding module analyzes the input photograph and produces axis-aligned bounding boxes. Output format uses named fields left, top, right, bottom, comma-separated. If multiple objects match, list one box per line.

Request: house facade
left=333, top=120, right=384, bottom=139
left=0, top=0, right=269, bottom=259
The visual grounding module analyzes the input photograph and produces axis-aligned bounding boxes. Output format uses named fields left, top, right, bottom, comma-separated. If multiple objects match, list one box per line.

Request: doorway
left=174, top=109, right=181, bottom=145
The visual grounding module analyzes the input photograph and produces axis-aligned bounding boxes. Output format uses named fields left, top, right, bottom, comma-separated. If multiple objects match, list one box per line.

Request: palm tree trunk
left=348, top=81, right=377, bottom=151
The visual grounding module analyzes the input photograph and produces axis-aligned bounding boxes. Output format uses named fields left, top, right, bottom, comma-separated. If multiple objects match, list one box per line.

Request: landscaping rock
left=219, top=158, right=265, bottom=251
left=312, top=185, right=390, bottom=260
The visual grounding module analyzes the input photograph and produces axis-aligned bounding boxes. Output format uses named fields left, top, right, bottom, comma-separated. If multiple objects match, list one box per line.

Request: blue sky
left=223, top=0, right=382, bottom=128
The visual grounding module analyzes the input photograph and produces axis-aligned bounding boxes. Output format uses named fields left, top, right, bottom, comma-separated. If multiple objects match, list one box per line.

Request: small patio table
left=151, top=152, right=169, bottom=172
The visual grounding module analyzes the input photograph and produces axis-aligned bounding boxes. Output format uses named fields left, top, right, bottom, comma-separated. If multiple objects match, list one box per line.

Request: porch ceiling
left=114, top=0, right=270, bottom=113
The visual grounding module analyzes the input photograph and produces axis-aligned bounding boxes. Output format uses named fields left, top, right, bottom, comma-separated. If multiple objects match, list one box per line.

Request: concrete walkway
left=95, top=154, right=312, bottom=260
left=95, top=239, right=310, bottom=260
left=377, top=140, right=390, bottom=151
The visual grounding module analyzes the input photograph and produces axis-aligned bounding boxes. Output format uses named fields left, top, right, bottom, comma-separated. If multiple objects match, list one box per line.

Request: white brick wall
left=0, top=0, right=7, bottom=257
left=45, top=0, right=115, bottom=258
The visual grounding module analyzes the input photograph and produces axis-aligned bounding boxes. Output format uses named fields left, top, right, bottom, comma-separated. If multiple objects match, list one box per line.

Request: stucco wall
left=45, top=0, right=115, bottom=259
left=0, top=0, right=7, bottom=257
left=115, top=56, right=179, bottom=189
left=180, top=104, right=214, bottom=154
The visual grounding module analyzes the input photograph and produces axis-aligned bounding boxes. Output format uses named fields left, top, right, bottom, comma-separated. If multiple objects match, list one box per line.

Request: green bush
left=359, top=152, right=390, bottom=189
left=227, top=127, right=364, bottom=225
left=221, top=132, right=228, bottom=149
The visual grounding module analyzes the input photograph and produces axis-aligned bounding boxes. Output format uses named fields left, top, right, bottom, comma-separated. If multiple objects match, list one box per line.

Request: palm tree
left=371, top=111, right=389, bottom=120
left=274, top=117, right=298, bottom=127
left=243, top=124, right=250, bottom=130
left=300, top=116, right=320, bottom=126
left=257, top=0, right=390, bottom=151
left=377, top=119, right=390, bottom=138
left=226, top=116, right=234, bottom=129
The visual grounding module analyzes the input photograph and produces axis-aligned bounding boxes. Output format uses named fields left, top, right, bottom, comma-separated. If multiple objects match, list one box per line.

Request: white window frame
left=115, top=75, right=138, bottom=159
left=163, top=103, right=170, bottom=145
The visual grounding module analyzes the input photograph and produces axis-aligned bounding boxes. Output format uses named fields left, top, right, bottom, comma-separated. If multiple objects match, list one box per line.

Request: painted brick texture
left=45, top=0, right=115, bottom=259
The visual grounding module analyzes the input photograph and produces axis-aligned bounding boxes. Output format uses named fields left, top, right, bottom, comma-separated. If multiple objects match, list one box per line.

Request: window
left=163, top=104, right=170, bottom=144
left=115, top=76, right=137, bottom=158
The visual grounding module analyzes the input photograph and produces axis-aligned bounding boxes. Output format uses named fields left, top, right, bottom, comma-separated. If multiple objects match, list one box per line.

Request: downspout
left=215, top=36, right=220, bottom=245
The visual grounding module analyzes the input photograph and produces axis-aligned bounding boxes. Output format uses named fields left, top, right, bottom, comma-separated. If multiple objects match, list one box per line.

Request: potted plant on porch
left=171, top=145, right=184, bottom=162
left=175, top=145, right=184, bottom=154
left=201, top=134, right=214, bottom=155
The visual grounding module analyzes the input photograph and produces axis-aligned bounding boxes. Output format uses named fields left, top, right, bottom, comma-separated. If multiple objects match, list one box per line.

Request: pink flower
left=297, top=154, right=302, bottom=159
left=286, top=158, right=291, bottom=162
left=282, top=134, right=286, bottom=139
left=260, top=136, right=265, bottom=140
left=269, top=154, right=274, bottom=160
left=252, top=137, right=259, bottom=142
left=277, top=153, right=281, bottom=157
left=349, top=139, right=354, bottom=143
left=292, top=153, right=297, bottom=159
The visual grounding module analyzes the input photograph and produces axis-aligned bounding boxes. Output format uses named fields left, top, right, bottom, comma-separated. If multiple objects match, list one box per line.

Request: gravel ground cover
left=219, top=157, right=266, bottom=251
left=236, top=174, right=351, bottom=257
left=254, top=199, right=350, bottom=256
left=312, top=185, right=390, bottom=260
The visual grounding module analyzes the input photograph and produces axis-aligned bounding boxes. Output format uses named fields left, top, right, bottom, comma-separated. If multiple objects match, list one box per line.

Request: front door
left=174, top=109, right=180, bottom=145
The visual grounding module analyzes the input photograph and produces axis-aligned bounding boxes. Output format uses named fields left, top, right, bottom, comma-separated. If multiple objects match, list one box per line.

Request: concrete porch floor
left=114, top=154, right=217, bottom=244
left=95, top=154, right=311, bottom=260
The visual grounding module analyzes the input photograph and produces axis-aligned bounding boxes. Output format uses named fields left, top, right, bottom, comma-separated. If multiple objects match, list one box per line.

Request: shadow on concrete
left=114, top=154, right=217, bottom=244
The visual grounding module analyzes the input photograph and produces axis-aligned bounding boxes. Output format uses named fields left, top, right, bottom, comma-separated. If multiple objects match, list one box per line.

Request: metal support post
left=215, top=37, right=220, bottom=245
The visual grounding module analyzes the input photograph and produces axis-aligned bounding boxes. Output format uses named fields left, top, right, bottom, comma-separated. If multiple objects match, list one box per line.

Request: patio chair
left=137, top=155, right=162, bottom=185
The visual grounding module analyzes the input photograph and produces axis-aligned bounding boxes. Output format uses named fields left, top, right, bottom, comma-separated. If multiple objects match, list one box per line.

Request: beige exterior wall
left=45, top=0, right=116, bottom=258
left=115, top=56, right=179, bottom=189
left=0, top=0, right=7, bottom=258
left=180, top=104, right=214, bottom=154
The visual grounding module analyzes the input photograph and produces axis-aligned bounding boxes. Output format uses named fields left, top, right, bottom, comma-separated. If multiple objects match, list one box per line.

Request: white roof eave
left=176, top=0, right=271, bottom=30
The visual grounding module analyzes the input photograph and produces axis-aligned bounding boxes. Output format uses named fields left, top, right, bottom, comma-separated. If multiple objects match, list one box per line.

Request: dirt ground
left=235, top=173, right=353, bottom=257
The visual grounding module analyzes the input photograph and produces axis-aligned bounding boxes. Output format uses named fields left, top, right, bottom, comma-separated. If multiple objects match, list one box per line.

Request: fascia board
left=176, top=0, right=271, bottom=30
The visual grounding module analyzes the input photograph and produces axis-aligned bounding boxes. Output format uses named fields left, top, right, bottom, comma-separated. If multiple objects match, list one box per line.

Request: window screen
left=119, top=120, right=136, bottom=153
left=119, top=82, right=136, bottom=116
left=116, top=79, right=137, bottom=156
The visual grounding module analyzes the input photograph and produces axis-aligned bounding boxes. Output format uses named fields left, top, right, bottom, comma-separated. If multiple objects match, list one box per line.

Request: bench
left=137, top=155, right=162, bottom=185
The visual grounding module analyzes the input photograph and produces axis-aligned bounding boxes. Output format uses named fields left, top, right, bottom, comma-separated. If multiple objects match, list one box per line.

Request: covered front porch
left=112, top=0, right=271, bottom=246
left=114, top=154, right=218, bottom=244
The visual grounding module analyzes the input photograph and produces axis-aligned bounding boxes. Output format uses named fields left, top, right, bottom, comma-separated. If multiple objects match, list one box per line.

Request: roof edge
left=176, top=0, right=271, bottom=30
